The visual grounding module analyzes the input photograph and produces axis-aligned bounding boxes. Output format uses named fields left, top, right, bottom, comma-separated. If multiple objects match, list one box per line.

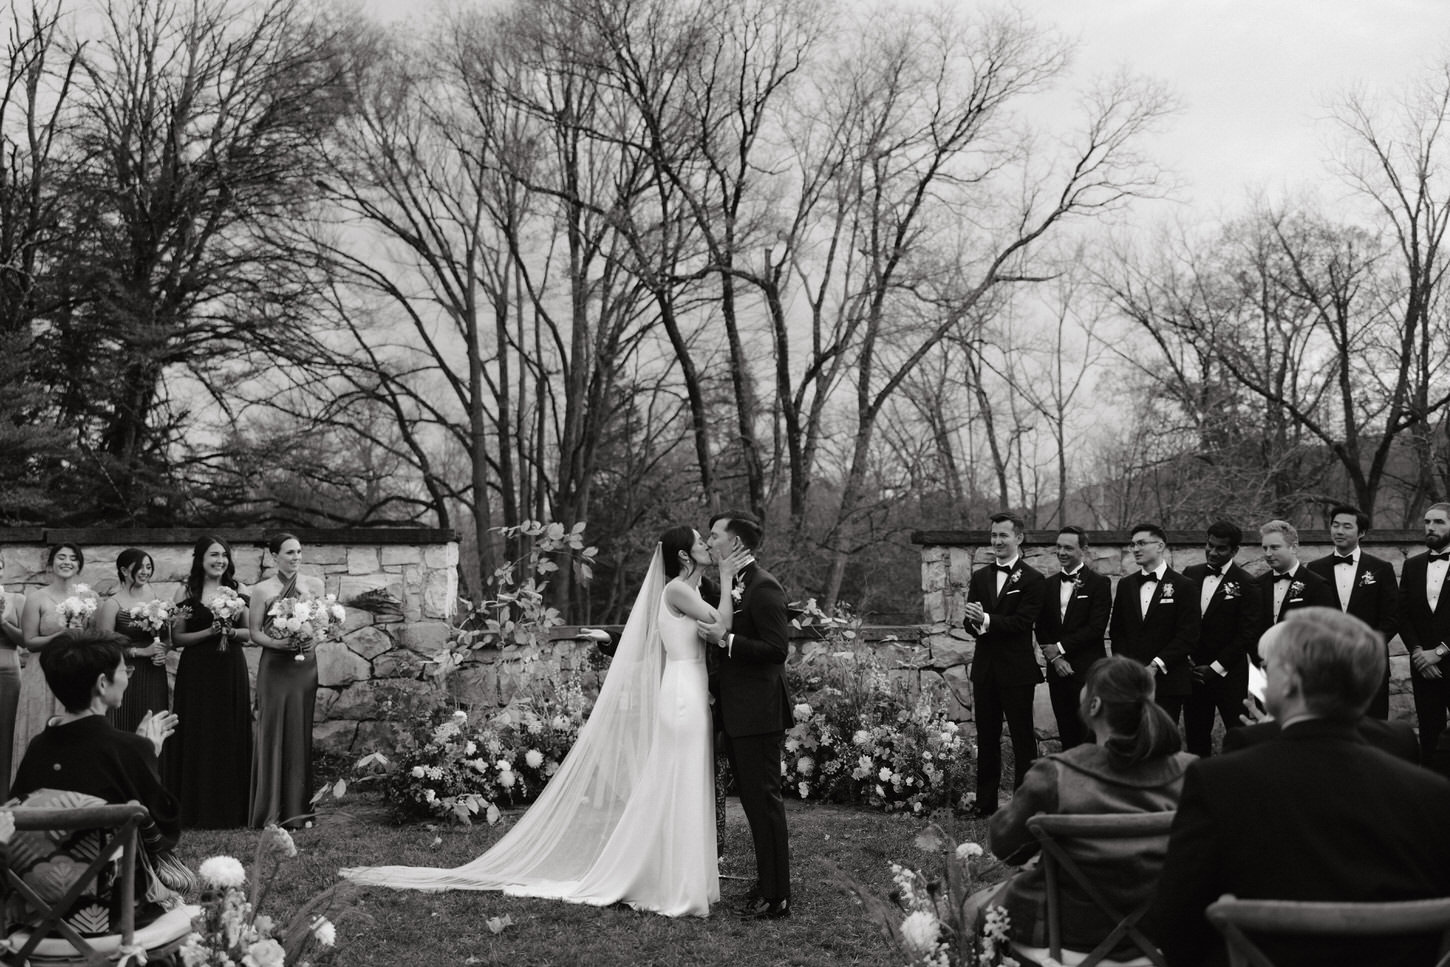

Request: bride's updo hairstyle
left=659, top=526, right=698, bottom=579
left=1080, top=655, right=1182, bottom=767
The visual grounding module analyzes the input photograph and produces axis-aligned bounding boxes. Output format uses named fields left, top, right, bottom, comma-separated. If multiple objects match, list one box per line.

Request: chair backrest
left=1, top=801, right=148, bottom=966
left=1026, top=811, right=1175, bottom=967
left=1206, top=895, right=1450, bottom=967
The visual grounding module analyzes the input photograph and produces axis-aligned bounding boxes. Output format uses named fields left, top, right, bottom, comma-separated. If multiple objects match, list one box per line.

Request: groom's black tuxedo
left=713, top=560, right=791, bottom=903
left=1110, top=567, right=1199, bottom=717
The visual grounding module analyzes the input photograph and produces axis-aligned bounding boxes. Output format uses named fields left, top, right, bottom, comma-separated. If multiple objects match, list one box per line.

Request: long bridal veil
left=341, top=547, right=667, bottom=891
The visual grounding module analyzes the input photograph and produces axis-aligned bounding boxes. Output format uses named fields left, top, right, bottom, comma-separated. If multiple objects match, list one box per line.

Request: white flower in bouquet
left=199, top=856, right=247, bottom=889
left=524, top=749, right=544, bottom=769
left=55, top=586, right=98, bottom=629
left=899, top=909, right=944, bottom=960
left=244, top=937, right=285, bottom=967
left=208, top=586, right=247, bottom=624
left=129, top=598, right=181, bottom=638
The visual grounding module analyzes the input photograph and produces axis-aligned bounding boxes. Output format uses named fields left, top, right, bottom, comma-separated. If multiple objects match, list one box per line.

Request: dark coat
left=1257, top=565, right=1337, bottom=630
left=1147, top=719, right=1450, bottom=967
left=713, top=562, right=792, bottom=738
left=1109, top=568, right=1200, bottom=698
left=1182, top=561, right=1263, bottom=676
left=966, top=559, right=1047, bottom=688
left=1035, top=567, right=1112, bottom=679
left=1222, top=717, right=1419, bottom=764
left=1306, top=551, right=1399, bottom=642
left=1398, top=551, right=1450, bottom=669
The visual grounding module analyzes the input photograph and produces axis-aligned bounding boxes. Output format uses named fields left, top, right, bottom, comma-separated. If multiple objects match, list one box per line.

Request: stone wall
left=0, top=528, right=458, bottom=756
left=914, top=528, right=1433, bottom=745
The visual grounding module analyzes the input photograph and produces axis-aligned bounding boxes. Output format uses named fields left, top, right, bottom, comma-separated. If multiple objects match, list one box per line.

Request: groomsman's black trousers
left=725, top=730, right=790, bottom=901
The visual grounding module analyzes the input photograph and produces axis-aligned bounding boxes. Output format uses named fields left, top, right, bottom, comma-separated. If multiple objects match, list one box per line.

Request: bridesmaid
left=0, top=556, right=24, bottom=800
left=13, top=544, right=89, bottom=780
left=167, top=536, right=253, bottom=828
left=96, top=548, right=170, bottom=733
left=247, top=532, right=323, bottom=829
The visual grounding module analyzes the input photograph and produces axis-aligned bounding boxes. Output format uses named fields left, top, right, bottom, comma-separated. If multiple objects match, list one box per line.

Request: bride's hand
left=718, top=549, right=751, bottom=586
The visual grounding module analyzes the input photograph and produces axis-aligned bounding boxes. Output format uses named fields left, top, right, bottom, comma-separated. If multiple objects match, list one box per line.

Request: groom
left=699, top=509, right=792, bottom=919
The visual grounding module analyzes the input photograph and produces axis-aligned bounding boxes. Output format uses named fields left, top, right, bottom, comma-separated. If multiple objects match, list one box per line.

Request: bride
left=343, top=526, right=746, bottom=918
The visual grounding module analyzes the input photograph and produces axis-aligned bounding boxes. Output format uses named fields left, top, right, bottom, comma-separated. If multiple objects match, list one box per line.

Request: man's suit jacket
left=1256, top=566, right=1336, bottom=630
left=1147, top=719, right=1450, bottom=967
left=1399, top=551, right=1450, bottom=673
left=714, top=562, right=792, bottom=738
left=1223, top=717, right=1419, bottom=763
left=1182, top=562, right=1263, bottom=682
left=1109, top=568, right=1200, bottom=697
left=1306, top=550, right=1399, bottom=643
left=966, top=559, right=1046, bottom=688
left=1035, top=567, right=1111, bottom=680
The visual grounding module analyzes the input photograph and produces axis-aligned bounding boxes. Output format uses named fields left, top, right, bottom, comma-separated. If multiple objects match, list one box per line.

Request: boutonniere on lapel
left=1158, top=581, right=1176, bottom=603
left=1007, top=568, right=1022, bottom=587
left=731, top=578, right=744, bottom=603
left=1071, top=573, right=1084, bottom=592
left=1359, top=571, right=1376, bottom=587
left=1220, top=581, right=1240, bottom=600
left=1288, top=580, right=1305, bottom=598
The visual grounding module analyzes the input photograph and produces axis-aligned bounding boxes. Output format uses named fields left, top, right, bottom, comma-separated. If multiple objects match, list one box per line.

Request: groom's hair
left=710, top=509, right=762, bottom=551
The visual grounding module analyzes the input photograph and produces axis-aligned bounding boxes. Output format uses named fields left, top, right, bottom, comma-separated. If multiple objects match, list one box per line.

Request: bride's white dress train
left=342, top=550, right=718, bottom=917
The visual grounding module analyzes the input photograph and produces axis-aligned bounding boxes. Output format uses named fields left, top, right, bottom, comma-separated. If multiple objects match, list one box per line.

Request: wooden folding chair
left=1012, top=812, right=1174, bottom=967
left=1, top=801, right=196, bottom=966
left=1205, top=895, right=1450, bottom=967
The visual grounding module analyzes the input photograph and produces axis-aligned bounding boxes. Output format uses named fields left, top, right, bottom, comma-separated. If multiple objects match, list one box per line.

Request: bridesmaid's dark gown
left=166, top=595, right=252, bottom=828
left=108, top=608, right=170, bottom=734
left=249, top=582, right=318, bottom=829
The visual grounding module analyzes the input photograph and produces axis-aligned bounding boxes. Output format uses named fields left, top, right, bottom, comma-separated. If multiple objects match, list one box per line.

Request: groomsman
left=1182, top=520, right=1263, bottom=756
left=1307, top=504, right=1399, bottom=719
left=1035, top=526, right=1111, bottom=749
left=1257, top=519, right=1335, bottom=643
left=1110, top=522, right=1200, bottom=720
left=1400, top=502, right=1450, bottom=762
left=963, top=512, right=1046, bottom=815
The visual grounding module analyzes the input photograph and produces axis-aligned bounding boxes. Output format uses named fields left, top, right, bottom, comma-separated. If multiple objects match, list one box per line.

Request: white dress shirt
left=1331, top=548, right=1359, bottom=611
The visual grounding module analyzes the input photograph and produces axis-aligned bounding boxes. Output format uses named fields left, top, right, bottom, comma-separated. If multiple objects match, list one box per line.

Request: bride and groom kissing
left=344, top=510, right=793, bottom=920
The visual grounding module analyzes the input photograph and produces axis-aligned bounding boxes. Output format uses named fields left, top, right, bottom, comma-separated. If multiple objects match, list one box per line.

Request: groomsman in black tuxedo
left=963, top=511, right=1046, bottom=815
left=1400, top=502, right=1450, bottom=762
left=1256, top=520, right=1336, bottom=645
left=1307, top=504, right=1399, bottom=719
left=1109, top=522, right=1200, bottom=721
left=1181, top=520, right=1263, bottom=756
left=1034, top=525, right=1111, bottom=749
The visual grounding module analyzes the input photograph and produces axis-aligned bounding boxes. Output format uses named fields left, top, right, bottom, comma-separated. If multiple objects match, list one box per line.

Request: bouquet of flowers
left=208, top=587, right=248, bottom=652
left=181, top=825, right=342, bottom=967
left=266, top=594, right=346, bottom=662
left=56, top=585, right=98, bottom=629
left=129, top=599, right=186, bottom=648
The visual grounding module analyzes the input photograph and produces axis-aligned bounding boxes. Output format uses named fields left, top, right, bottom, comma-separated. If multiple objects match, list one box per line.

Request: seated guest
left=984, top=656, right=1193, bottom=957
left=9, top=630, right=187, bottom=927
left=1147, top=608, right=1450, bottom=967
left=1224, top=713, right=1419, bottom=763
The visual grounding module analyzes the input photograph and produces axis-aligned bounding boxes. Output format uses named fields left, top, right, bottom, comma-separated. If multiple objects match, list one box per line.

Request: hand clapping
left=136, top=709, right=178, bottom=755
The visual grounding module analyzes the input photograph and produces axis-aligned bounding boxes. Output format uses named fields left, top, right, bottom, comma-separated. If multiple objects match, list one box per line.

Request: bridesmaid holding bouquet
left=247, top=532, right=324, bottom=829
left=0, top=556, right=23, bottom=799
left=96, top=548, right=172, bottom=733
left=13, top=544, right=92, bottom=780
left=167, top=536, right=253, bottom=828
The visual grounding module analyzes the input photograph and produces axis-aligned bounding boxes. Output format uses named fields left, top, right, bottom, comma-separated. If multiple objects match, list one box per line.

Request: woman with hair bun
left=247, top=532, right=324, bottom=830
left=981, top=655, right=1195, bottom=958
left=97, top=548, right=170, bottom=733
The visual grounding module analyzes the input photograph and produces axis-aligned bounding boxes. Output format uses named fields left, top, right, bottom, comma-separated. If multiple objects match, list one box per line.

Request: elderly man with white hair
left=1147, top=607, right=1450, bottom=967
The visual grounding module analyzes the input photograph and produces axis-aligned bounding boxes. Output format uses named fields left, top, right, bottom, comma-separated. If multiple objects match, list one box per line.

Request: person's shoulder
left=1181, top=562, right=1206, bottom=578
left=1304, top=553, right=1335, bottom=574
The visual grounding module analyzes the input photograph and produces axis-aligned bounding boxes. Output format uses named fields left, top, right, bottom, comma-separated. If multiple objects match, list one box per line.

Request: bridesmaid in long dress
left=167, top=536, right=253, bottom=828
left=0, top=556, right=24, bottom=800
left=247, top=532, right=323, bottom=829
left=96, top=548, right=171, bottom=733
left=13, top=544, right=90, bottom=781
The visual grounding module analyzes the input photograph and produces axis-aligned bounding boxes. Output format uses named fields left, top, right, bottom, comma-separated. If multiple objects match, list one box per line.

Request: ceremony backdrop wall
left=914, top=529, right=1431, bottom=744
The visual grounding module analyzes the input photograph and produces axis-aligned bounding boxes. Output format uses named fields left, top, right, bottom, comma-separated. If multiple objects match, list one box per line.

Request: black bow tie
left=1205, top=566, right=1224, bottom=578
left=1273, top=572, right=1294, bottom=582
left=1059, top=571, right=1077, bottom=583
left=1335, top=555, right=1355, bottom=566
left=995, top=564, right=1013, bottom=574
left=1140, top=572, right=1159, bottom=584
left=1431, top=553, right=1450, bottom=563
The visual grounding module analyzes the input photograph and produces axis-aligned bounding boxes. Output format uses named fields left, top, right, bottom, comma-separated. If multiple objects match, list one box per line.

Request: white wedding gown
left=342, top=554, right=718, bottom=918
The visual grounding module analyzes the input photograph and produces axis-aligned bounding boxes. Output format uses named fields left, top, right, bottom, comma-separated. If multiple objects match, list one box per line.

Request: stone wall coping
left=11, top=527, right=459, bottom=546
left=912, top=529, right=1431, bottom=546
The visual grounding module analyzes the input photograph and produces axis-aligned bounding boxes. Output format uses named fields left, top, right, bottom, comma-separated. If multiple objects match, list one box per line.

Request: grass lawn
left=177, top=792, right=1011, bottom=967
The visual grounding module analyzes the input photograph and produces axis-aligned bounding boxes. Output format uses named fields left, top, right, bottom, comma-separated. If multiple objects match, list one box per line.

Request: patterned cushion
left=2, top=789, right=121, bottom=938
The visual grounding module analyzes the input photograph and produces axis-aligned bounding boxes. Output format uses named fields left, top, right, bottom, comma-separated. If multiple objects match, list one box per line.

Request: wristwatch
left=1436, top=644, right=1449, bottom=658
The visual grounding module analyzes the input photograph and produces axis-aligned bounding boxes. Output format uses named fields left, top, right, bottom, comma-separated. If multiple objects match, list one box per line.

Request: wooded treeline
left=3, top=0, right=1447, bottom=621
